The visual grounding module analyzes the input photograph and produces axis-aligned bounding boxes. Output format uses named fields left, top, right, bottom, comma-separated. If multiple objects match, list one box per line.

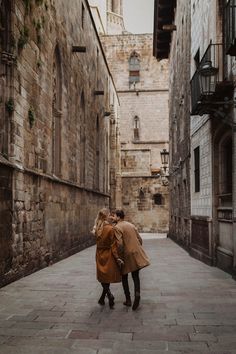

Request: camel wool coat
left=114, top=220, right=150, bottom=275
left=96, top=223, right=122, bottom=284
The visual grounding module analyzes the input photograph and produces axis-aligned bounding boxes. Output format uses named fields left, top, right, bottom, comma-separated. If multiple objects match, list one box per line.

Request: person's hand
left=117, top=258, right=124, bottom=268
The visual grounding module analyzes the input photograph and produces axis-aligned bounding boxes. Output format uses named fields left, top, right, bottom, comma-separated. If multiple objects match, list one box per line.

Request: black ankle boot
left=107, top=290, right=115, bottom=309
left=132, top=293, right=140, bottom=311
left=123, top=296, right=132, bottom=307
left=98, top=290, right=106, bottom=306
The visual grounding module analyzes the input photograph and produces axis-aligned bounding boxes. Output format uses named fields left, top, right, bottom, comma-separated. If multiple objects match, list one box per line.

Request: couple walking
left=93, top=208, right=150, bottom=311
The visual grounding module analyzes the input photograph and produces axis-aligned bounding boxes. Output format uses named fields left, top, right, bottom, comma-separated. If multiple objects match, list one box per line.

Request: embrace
left=93, top=208, right=150, bottom=311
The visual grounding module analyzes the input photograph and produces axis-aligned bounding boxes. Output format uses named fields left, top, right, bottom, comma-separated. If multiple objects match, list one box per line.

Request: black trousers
left=122, top=270, right=140, bottom=298
left=101, top=283, right=110, bottom=293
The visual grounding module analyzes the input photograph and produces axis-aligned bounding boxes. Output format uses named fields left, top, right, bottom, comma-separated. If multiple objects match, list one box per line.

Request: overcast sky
left=123, top=0, right=154, bottom=34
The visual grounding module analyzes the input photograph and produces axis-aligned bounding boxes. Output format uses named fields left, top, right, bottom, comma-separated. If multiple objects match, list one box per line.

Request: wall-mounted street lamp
left=199, top=60, right=218, bottom=97
left=160, top=148, right=169, bottom=171
left=160, top=149, right=169, bottom=186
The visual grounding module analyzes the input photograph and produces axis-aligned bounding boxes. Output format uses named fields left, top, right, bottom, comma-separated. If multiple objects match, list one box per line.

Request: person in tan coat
left=93, top=208, right=123, bottom=308
left=114, top=209, right=150, bottom=311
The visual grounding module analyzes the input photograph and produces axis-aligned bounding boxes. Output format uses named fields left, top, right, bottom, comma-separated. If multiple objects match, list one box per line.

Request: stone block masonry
left=0, top=0, right=118, bottom=286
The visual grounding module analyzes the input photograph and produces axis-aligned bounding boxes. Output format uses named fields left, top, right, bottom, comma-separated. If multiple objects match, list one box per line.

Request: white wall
left=190, top=0, right=218, bottom=217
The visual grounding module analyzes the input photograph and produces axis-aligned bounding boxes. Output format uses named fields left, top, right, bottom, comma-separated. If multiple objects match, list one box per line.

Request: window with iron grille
left=194, top=146, right=200, bottom=193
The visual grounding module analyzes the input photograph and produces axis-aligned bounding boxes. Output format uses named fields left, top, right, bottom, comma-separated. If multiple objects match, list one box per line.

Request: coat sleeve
left=134, top=227, right=143, bottom=245
left=114, top=226, right=124, bottom=259
left=109, top=228, right=120, bottom=261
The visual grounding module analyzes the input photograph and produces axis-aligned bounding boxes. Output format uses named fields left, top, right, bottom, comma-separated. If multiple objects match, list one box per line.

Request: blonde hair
left=93, top=208, right=109, bottom=237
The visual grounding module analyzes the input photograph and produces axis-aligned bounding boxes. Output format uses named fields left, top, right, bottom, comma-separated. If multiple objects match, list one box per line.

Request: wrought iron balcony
left=190, top=43, right=233, bottom=116
left=225, top=0, right=236, bottom=56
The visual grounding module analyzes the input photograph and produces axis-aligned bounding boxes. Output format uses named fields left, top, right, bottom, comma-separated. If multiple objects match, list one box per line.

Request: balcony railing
left=190, top=43, right=233, bottom=116
left=225, top=0, right=236, bottom=56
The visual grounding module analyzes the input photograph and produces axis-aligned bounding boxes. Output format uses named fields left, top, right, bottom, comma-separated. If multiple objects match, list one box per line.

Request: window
left=129, top=51, right=140, bottom=86
left=194, top=146, right=200, bottom=192
left=220, top=137, right=232, bottom=194
left=225, top=0, right=236, bottom=55
left=194, top=48, right=200, bottom=69
left=154, top=193, right=163, bottom=205
left=133, top=115, right=140, bottom=140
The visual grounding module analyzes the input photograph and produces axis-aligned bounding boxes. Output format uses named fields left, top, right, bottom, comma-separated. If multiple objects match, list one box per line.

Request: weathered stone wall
left=168, top=0, right=191, bottom=248
left=0, top=161, right=13, bottom=281
left=122, top=177, right=169, bottom=233
left=0, top=0, right=118, bottom=286
left=102, top=33, right=169, bottom=232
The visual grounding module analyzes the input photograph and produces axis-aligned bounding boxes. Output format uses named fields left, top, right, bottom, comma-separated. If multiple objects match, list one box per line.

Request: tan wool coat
left=96, top=223, right=122, bottom=284
left=114, top=220, right=150, bottom=275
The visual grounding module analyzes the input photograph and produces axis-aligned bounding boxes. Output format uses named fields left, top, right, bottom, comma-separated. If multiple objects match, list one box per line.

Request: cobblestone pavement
left=0, top=236, right=236, bottom=354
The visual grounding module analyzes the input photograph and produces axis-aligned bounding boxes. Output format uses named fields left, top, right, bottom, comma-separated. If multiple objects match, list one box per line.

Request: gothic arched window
left=52, top=45, right=62, bottom=176
left=129, top=51, right=140, bottom=86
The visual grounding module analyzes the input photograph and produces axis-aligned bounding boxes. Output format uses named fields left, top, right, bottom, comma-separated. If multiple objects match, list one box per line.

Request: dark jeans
left=122, top=270, right=140, bottom=298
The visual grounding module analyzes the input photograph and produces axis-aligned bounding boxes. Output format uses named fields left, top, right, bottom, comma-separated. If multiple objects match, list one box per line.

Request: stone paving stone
left=189, top=332, right=218, bottom=342
left=0, top=327, right=40, bottom=337
left=113, top=339, right=168, bottom=351
left=98, top=331, right=133, bottom=341
left=0, top=320, right=15, bottom=328
left=7, top=314, right=39, bottom=321
left=29, top=310, right=65, bottom=317
left=68, top=329, right=99, bottom=339
left=0, top=345, right=96, bottom=354
left=6, top=336, right=75, bottom=348
left=71, top=339, right=114, bottom=350
left=11, top=321, right=54, bottom=330
left=194, top=325, right=236, bottom=336
left=133, top=329, right=189, bottom=342
left=167, top=340, right=209, bottom=351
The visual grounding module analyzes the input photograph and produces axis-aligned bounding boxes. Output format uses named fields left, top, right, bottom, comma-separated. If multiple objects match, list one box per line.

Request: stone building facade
left=0, top=0, right=121, bottom=286
left=189, top=0, right=235, bottom=272
left=154, top=0, right=191, bottom=247
left=101, top=31, right=169, bottom=232
left=154, top=0, right=236, bottom=276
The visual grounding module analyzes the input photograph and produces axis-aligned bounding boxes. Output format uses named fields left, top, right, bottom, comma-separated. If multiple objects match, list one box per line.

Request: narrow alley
left=0, top=236, right=236, bottom=354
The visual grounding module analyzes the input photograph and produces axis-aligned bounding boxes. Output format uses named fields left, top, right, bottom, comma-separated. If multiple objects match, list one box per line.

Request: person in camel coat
left=92, top=208, right=123, bottom=308
left=114, top=209, right=150, bottom=311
